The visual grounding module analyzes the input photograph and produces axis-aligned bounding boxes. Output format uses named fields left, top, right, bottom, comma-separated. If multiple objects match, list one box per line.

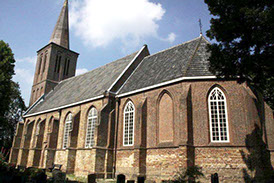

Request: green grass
left=66, top=174, right=87, bottom=183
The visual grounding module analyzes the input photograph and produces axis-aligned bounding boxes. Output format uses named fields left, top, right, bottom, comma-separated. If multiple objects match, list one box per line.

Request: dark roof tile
left=118, top=36, right=213, bottom=94
left=27, top=51, right=138, bottom=114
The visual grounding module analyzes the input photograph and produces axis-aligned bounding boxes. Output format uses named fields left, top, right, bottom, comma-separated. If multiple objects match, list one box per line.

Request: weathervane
left=199, top=19, right=203, bottom=36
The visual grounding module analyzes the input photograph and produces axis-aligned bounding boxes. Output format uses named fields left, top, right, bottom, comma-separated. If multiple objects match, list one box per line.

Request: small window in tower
left=57, top=55, right=62, bottom=73
left=54, top=55, right=58, bottom=72
left=38, top=54, right=43, bottom=75
left=63, top=58, right=67, bottom=77
left=66, top=59, right=70, bottom=75
left=43, top=51, right=48, bottom=73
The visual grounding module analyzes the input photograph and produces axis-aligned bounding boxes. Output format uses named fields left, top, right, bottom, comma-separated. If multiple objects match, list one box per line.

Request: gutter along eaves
left=23, top=95, right=105, bottom=118
left=116, top=76, right=217, bottom=98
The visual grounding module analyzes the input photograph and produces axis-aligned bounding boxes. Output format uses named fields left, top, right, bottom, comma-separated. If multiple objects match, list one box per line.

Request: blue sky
left=0, top=0, right=212, bottom=106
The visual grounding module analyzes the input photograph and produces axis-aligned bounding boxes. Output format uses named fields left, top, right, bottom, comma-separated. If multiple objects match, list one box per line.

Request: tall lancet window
left=123, top=101, right=135, bottom=146
left=38, top=54, right=43, bottom=75
left=208, top=87, right=229, bottom=142
left=36, top=122, right=40, bottom=136
left=63, top=113, right=72, bottom=149
left=43, top=51, right=48, bottom=73
left=85, top=107, right=98, bottom=148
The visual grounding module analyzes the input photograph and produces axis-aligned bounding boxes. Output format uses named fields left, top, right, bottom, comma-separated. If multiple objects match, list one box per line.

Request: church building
left=9, top=0, right=274, bottom=182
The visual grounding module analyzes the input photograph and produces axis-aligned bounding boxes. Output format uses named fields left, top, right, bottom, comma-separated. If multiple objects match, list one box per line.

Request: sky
left=0, top=0, right=213, bottom=106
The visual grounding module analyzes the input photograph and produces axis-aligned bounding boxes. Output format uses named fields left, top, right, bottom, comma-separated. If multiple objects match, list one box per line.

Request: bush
left=0, top=152, right=47, bottom=183
left=171, top=166, right=204, bottom=183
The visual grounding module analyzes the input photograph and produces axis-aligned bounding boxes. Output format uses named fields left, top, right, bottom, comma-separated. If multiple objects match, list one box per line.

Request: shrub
left=171, top=166, right=204, bottom=183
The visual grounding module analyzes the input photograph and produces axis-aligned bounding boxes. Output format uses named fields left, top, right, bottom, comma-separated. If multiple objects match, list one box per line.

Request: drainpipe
left=113, top=97, right=120, bottom=178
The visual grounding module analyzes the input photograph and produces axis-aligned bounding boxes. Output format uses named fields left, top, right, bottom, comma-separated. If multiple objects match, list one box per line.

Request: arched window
left=123, top=101, right=135, bottom=146
left=38, top=54, right=43, bottom=75
left=208, top=87, right=229, bottom=142
left=48, top=117, right=54, bottom=133
left=43, top=52, right=47, bottom=73
left=57, top=55, right=62, bottom=73
left=36, top=122, right=40, bottom=136
left=66, top=59, right=70, bottom=75
left=63, top=113, right=72, bottom=149
left=85, top=107, right=98, bottom=148
left=54, top=53, right=62, bottom=73
left=158, top=92, right=173, bottom=143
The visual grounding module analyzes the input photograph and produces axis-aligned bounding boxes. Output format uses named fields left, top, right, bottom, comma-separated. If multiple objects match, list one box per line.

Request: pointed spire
left=49, top=0, right=69, bottom=49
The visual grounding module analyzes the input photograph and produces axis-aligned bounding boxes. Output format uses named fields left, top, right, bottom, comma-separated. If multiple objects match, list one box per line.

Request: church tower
left=29, top=0, right=79, bottom=106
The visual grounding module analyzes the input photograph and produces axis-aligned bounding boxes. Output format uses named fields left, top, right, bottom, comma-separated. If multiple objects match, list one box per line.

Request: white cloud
left=13, top=68, right=35, bottom=106
left=16, top=56, right=36, bottom=65
left=157, top=32, right=176, bottom=43
left=13, top=56, right=36, bottom=106
left=14, top=68, right=34, bottom=85
left=70, top=0, right=175, bottom=48
left=76, top=68, right=88, bottom=75
left=166, top=33, right=176, bottom=43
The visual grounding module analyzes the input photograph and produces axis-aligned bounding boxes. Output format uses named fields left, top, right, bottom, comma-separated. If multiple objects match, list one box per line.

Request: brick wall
left=10, top=79, right=274, bottom=182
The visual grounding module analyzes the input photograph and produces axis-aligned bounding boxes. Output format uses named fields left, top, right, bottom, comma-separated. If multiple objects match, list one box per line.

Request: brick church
left=9, top=0, right=274, bottom=182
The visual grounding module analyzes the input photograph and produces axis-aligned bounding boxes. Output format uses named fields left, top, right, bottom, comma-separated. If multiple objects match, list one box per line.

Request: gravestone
left=117, top=174, right=126, bottom=183
left=88, top=174, right=96, bottom=183
left=211, top=173, right=219, bottom=183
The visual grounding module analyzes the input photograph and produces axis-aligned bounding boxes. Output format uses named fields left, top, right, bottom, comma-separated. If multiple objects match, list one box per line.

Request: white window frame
left=34, top=121, right=41, bottom=147
left=85, top=107, right=98, bottom=148
left=36, top=122, right=40, bottom=136
left=208, top=87, right=230, bottom=142
left=123, top=101, right=135, bottom=146
left=48, top=118, right=54, bottom=133
left=63, top=113, right=72, bottom=149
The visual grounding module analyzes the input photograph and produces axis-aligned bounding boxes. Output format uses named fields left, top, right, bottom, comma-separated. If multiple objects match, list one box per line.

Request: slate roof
left=27, top=51, right=138, bottom=115
left=118, top=36, right=213, bottom=94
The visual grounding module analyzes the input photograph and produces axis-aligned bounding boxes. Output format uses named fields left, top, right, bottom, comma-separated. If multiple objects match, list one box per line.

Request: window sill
left=207, top=142, right=233, bottom=147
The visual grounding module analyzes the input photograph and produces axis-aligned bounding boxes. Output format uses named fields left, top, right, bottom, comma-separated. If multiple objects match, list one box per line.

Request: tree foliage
left=171, top=166, right=204, bottom=183
left=1, top=82, right=26, bottom=148
left=0, top=41, right=15, bottom=121
left=205, top=0, right=274, bottom=109
left=0, top=40, right=26, bottom=149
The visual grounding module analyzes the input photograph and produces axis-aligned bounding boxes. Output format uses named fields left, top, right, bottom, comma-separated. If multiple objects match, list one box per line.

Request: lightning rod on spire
left=199, top=19, right=203, bottom=36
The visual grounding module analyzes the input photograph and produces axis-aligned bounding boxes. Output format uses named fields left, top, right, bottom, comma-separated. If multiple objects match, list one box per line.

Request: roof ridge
left=183, top=36, right=203, bottom=76
left=143, top=36, right=201, bottom=59
left=116, top=53, right=147, bottom=94
left=59, top=51, right=138, bottom=84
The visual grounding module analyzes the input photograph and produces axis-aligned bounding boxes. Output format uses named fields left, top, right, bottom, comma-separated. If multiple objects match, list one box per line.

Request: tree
left=0, top=41, right=15, bottom=122
left=1, top=82, right=26, bottom=148
left=0, top=40, right=26, bottom=149
left=204, top=0, right=274, bottom=109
